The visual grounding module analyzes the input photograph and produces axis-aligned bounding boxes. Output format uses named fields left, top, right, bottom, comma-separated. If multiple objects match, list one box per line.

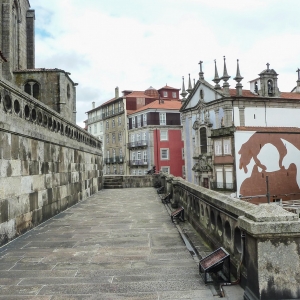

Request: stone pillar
left=238, top=204, right=300, bottom=300
left=171, top=177, right=181, bottom=208
left=214, top=108, right=220, bottom=129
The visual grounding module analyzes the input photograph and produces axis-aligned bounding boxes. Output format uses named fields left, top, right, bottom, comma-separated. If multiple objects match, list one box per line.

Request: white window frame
left=119, top=148, right=123, bottom=158
left=138, top=169, right=142, bottom=175
left=113, top=149, right=116, bottom=161
left=106, top=150, right=110, bottom=159
left=163, top=91, right=168, bottom=97
left=160, top=148, right=169, bottom=160
left=160, top=130, right=168, bottom=141
left=143, top=114, right=147, bottom=126
left=118, top=132, right=122, bottom=142
left=142, top=132, right=146, bottom=141
left=161, top=166, right=170, bottom=174
left=137, top=133, right=141, bottom=142
left=172, top=91, right=176, bottom=98
left=132, top=117, right=136, bottom=128
left=131, top=134, right=135, bottom=143
left=106, top=120, right=109, bottom=129
left=112, top=119, right=115, bottom=128
left=223, top=139, right=231, bottom=155
left=137, top=151, right=141, bottom=160
left=137, top=115, right=141, bottom=127
left=132, top=151, right=136, bottom=160
left=160, top=113, right=166, bottom=125
left=182, top=165, right=186, bottom=178
left=112, top=133, right=115, bottom=143
left=106, top=134, right=109, bottom=143
left=118, top=116, right=121, bottom=125
left=215, top=140, right=222, bottom=156
left=143, top=150, right=147, bottom=163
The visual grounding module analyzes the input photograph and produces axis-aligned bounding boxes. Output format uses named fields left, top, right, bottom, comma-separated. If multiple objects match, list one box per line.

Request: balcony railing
left=104, top=156, right=124, bottom=164
left=129, top=160, right=148, bottom=166
left=102, top=107, right=124, bottom=119
left=87, top=114, right=103, bottom=125
left=210, top=182, right=234, bottom=190
left=127, top=140, right=148, bottom=149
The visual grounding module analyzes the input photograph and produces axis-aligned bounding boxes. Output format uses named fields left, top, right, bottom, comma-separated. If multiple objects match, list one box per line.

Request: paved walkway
left=0, top=188, right=216, bottom=299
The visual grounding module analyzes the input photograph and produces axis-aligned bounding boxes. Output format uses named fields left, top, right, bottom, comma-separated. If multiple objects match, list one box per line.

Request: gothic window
left=200, top=127, right=207, bottom=154
left=67, top=84, right=71, bottom=99
left=24, top=81, right=40, bottom=100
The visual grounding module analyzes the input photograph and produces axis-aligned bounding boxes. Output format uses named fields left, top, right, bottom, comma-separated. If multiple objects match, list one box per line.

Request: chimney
left=115, top=86, right=119, bottom=98
left=92, top=102, right=95, bottom=109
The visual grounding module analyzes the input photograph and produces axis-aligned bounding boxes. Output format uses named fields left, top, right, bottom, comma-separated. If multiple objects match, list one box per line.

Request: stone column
left=223, top=106, right=233, bottom=127
left=214, top=108, right=220, bottom=129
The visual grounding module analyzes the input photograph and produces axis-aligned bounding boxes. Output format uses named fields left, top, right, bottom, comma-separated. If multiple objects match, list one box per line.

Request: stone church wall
left=0, top=78, right=103, bottom=245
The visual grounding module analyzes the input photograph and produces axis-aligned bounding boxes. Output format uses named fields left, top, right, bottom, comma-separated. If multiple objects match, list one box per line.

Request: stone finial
left=180, top=76, right=188, bottom=102
left=187, top=74, right=193, bottom=93
left=193, top=78, right=196, bottom=87
left=199, top=60, right=204, bottom=79
left=221, top=56, right=231, bottom=82
left=295, top=68, right=300, bottom=93
left=297, top=68, right=300, bottom=81
left=233, top=59, right=243, bottom=96
left=212, top=59, right=221, bottom=90
left=266, top=62, right=270, bottom=70
left=221, top=56, right=230, bottom=96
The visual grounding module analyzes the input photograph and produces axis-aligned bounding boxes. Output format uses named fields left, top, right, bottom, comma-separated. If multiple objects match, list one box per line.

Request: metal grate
left=199, top=247, right=230, bottom=284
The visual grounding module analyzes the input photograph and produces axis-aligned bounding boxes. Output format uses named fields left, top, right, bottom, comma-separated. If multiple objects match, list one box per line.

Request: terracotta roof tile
left=236, top=126, right=300, bottom=133
left=128, top=100, right=182, bottom=115
left=229, top=89, right=300, bottom=100
left=125, top=91, right=155, bottom=98
left=158, top=85, right=180, bottom=91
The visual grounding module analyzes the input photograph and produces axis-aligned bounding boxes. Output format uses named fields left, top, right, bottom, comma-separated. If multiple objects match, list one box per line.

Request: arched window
left=267, top=80, right=273, bottom=95
left=200, top=127, right=207, bottom=154
left=24, top=80, right=40, bottom=100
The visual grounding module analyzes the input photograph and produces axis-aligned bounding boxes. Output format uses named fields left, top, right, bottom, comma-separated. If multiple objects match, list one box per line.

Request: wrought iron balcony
left=129, top=160, right=148, bottom=166
left=127, top=140, right=148, bottom=149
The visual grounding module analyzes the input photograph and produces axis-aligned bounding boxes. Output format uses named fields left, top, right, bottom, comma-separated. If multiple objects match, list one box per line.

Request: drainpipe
left=220, top=231, right=245, bottom=297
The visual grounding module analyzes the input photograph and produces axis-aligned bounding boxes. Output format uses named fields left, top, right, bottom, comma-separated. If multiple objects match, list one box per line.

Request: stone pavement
left=0, top=187, right=217, bottom=299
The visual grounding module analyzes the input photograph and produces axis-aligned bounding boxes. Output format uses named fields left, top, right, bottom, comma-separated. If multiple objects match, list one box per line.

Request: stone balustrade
left=159, top=173, right=300, bottom=300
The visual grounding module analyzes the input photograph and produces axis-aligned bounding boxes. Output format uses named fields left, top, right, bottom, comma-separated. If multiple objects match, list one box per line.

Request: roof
left=125, top=91, right=155, bottom=98
left=128, top=100, right=182, bottom=115
left=236, top=126, right=300, bottom=133
left=14, top=68, right=67, bottom=73
left=158, top=85, right=180, bottom=91
left=229, top=89, right=300, bottom=100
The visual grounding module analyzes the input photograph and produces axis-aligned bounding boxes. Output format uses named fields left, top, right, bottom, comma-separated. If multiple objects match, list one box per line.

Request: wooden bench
left=156, top=186, right=164, bottom=194
left=159, top=193, right=171, bottom=204
left=171, top=207, right=184, bottom=223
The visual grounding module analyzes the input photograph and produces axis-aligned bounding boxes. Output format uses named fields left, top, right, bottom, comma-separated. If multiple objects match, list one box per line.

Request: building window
left=106, top=134, right=109, bottom=144
left=106, top=121, right=109, bottom=129
left=144, top=169, right=148, bottom=175
left=215, top=140, right=222, bottom=156
left=182, top=148, right=184, bottom=159
left=100, top=122, right=103, bottom=132
left=24, top=81, right=40, bottom=100
left=119, top=148, right=123, bottom=158
left=137, top=151, right=141, bottom=160
left=132, top=169, right=136, bottom=175
left=88, top=126, right=91, bottom=133
left=118, top=116, right=121, bottom=125
left=163, top=91, right=168, bottom=97
left=143, top=151, right=147, bottom=163
left=132, top=117, right=136, bottom=128
left=107, top=166, right=110, bottom=174
left=200, top=127, right=207, bottom=154
left=160, top=130, right=168, bottom=141
left=113, top=149, right=116, bottom=161
left=112, top=104, right=115, bottom=115
left=137, top=115, right=141, bottom=127
left=94, top=124, right=97, bottom=133
left=112, top=133, right=115, bottom=143
left=118, top=101, right=121, bottom=112
left=131, top=134, right=135, bottom=143
left=216, top=167, right=223, bottom=188
left=137, top=133, right=141, bottom=142
left=132, top=152, right=136, bottom=160
left=160, top=113, right=166, bottom=125
left=142, top=132, right=146, bottom=141
left=182, top=166, right=186, bottom=178
left=223, top=139, right=231, bottom=155
left=161, top=166, right=170, bottom=174
left=161, top=149, right=169, bottom=160
left=143, top=114, right=147, bottom=126
left=172, top=92, right=176, bottom=98
left=112, top=119, right=115, bottom=128
left=225, top=166, right=233, bottom=189
left=106, top=150, right=110, bottom=160
left=118, top=132, right=122, bottom=142
left=120, top=165, right=123, bottom=174
left=138, top=169, right=142, bottom=175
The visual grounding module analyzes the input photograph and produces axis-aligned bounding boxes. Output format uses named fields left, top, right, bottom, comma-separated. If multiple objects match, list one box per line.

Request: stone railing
left=0, top=79, right=102, bottom=151
left=159, top=173, right=300, bottom=300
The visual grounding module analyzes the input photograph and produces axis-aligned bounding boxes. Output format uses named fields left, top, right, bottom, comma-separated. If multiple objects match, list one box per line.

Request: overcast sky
left=29, top=0, right=300, bottom=127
